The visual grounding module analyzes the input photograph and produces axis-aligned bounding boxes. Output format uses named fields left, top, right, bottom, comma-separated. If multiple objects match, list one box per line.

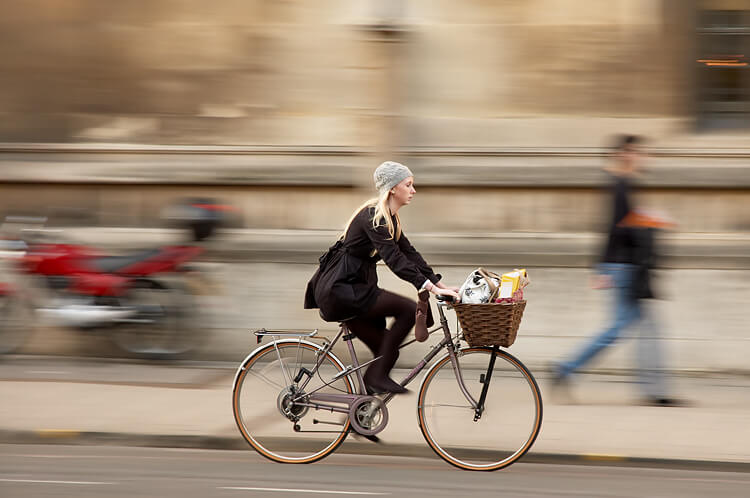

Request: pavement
left=0, top=355, right=748, bottom=471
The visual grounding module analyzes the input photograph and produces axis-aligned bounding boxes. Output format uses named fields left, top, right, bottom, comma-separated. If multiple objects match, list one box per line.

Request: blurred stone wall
left=17, top=260, right=750, bottom=374
left=1, top=182, right=748, bottom=233
left=0, top=0, right=384, bottom=145
left=0, top=0, right=698, bottom=147
left=0, top=0, right=747, bottom=235
left=402, top=0, right=694, bottom=147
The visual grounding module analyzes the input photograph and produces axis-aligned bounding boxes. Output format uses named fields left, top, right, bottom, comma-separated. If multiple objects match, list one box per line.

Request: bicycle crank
left=348, top=396, right=388, bottom=436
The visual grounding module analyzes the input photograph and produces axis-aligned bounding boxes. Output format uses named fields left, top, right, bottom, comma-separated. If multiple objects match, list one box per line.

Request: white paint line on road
left=219, top=487, right=388, bottom=495
left=666, top=476, right=750, bottom=485
left=3, top=454, right=71, bottom=459
left=3, top=453, right=124, bottom=459
left=0, top=478, right=115, bottom=485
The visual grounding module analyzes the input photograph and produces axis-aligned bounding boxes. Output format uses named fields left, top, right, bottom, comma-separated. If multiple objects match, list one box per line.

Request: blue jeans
left=558, top=263, right=667, bottom=397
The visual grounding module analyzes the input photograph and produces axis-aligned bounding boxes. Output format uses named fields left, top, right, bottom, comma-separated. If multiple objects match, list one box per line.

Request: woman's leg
left=346, top=290, right=416, bottom=393
left=345, top=317, right=383, bottom=360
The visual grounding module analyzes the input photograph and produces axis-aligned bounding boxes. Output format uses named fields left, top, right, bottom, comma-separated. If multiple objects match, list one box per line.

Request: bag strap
left=477, top=268, right=500, bottom=301
left=318, top=239, right=344, bottom=266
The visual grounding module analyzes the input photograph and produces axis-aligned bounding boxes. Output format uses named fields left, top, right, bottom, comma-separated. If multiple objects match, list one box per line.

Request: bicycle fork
left=474, top=345, right=500, bottom=421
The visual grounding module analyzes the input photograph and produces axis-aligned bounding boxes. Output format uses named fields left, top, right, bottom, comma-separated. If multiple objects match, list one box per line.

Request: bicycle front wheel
left=232, top=340, right=354, bottom=464
left=418, top=347, right=542, bottom=471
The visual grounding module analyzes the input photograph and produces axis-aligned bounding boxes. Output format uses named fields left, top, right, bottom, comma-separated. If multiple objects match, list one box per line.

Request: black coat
left=304, top=206, right=441, bottom=322
left=602, top=174, right=637, bottom=265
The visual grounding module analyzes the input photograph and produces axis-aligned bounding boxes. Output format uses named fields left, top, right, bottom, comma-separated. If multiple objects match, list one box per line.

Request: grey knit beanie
left=373, top=161, right=413, bottom=194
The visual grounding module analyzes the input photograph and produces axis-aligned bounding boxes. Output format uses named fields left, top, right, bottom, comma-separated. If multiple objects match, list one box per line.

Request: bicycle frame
left=255, top=300, right=485, bottom=423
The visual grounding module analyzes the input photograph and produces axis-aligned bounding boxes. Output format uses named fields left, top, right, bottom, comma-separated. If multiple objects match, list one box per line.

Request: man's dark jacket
left=601, top=174, right=658, bottom=300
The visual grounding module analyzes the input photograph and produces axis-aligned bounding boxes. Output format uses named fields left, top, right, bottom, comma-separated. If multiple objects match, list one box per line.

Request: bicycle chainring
left=348, top=396, right=388, bottom=436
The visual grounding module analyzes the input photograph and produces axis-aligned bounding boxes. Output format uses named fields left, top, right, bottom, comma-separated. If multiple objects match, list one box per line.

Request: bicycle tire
left=232, top=339, right=354, bottom=464
left=417, top=347, right=543, bottom=471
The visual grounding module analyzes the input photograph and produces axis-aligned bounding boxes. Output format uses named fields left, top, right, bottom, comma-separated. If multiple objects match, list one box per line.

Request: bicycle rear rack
left=253, top=328, right=318, bottom=344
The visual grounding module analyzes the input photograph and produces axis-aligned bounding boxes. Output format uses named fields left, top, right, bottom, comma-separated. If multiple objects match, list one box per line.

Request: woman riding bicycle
left=304, top=161, right=460, bottom=394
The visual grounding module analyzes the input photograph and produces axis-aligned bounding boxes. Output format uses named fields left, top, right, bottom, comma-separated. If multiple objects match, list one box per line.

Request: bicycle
left=231, top=296, right=543, bottom=471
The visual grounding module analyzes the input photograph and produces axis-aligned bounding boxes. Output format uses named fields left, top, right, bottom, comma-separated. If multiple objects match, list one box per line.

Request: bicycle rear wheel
left=417, top=347, right=542, bottom=471
left=232, top=340, right=354, bottom=464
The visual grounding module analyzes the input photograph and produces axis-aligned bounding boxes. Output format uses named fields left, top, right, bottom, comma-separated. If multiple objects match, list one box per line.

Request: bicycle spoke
left=292, top=430, right=348, bottom=434
left=421, top=403, right=473, bottom=409
left=237, top=407, right=292, bottom=435
left=273, top=341, right=293, bottom=387
left=294, top=340, right=303, bottom=379
left=245, top=368, right=284, bottom=390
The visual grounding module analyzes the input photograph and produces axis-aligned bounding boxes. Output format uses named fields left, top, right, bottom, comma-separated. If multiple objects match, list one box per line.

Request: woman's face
left=391, top=176, right=416, bottom=207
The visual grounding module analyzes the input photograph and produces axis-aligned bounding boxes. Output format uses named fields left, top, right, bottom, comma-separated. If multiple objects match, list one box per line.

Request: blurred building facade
left=0, top=0, right=747, bottom=234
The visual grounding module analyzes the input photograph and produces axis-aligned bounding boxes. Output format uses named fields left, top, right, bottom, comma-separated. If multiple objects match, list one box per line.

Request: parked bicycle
left=231, top=296, right=542, bottom=471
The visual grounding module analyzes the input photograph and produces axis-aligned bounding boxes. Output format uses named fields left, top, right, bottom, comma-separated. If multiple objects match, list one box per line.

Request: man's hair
left=612, top=134, right=642, bottom=152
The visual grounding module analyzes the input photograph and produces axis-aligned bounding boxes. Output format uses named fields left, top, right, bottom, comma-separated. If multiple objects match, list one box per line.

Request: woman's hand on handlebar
left=427, top=282, right=460, bottom=302
left=435, top=281, right=460, bottom=294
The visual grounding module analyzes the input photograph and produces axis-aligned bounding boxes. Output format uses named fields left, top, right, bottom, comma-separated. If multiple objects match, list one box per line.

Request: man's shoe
left=642, top=397, right=689, bottom=407
left=548, top=363, right=568, bottom=387
left=548, top=364, right=575, bottom=403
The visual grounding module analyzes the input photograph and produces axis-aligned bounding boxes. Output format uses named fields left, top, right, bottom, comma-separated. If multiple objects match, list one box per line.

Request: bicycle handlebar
left=435, top=295, right=457, bottom=304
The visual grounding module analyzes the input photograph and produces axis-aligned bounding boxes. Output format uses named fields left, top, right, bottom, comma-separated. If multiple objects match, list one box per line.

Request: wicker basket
left=453, top=300, right=527, bottom=347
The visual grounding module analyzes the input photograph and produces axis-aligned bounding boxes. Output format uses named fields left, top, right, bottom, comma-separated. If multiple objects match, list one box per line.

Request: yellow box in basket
left=499, top=269, right=528, bottom=299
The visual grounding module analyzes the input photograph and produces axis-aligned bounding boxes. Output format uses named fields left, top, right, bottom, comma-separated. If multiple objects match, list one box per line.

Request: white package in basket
left=458, top=268, right=500, bottom=304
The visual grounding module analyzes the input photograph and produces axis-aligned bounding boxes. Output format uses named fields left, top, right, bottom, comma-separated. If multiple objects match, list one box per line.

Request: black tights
left=346, top=290, right=416, bottom=381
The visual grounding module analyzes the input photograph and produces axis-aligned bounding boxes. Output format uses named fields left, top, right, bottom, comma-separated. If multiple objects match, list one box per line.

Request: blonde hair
left=340, top=190, right=401, bottom=242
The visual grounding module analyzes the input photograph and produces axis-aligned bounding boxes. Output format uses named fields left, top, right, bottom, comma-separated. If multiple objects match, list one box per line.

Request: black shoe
left=548, top=363, right=569, bottom=388
left=642, top=397, right=689, bottom=407
left=548, top=364, right=574, bottom=402
left=364, top=375, right=408, bottom=395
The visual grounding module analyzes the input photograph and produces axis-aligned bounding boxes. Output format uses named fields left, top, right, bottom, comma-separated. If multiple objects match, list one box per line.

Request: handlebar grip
left=435, top=295, right=456, bottom=303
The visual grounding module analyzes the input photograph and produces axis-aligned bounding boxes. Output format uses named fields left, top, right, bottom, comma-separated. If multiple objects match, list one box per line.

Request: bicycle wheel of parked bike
left=112, top=279, right=199, bottom=359
left=0, top=294, right=28, bottom=355
left=232, top=340, right=354, bottom=464
left=418, top=347, right=542, bottom=471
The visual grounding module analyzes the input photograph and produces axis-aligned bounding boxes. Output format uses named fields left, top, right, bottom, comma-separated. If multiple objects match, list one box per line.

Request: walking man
left=552, top=134, right=682, bottom=406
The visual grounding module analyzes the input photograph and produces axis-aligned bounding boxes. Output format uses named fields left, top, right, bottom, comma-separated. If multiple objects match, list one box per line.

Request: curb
left=1, top=429, right=748, bottom=473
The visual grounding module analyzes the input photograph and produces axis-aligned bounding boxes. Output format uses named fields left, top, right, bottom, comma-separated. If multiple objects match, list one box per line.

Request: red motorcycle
left=0, top=202, right=226, bottom=358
